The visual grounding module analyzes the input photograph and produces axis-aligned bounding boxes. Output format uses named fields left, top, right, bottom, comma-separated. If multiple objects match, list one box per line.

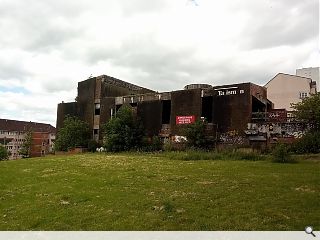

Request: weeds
left=161, top=150, right=266, bottom=161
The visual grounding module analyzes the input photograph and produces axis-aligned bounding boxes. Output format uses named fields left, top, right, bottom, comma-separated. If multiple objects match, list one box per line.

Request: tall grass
left=161, top=150, right=267, bottom=161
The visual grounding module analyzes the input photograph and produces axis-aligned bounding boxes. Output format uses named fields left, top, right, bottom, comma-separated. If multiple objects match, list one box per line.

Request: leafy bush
left=87, top=140, right=101, bottom=153
left=144, top=136, right=163, bottom=151
left=290, top=132, right=320, bottom=154
left=163, top=139, right=175, bottom=152
left=183, top=120, right=209, bottom=149
left=18, top=130, right=32, bottom=158
left=291, top=92, right=320, bottom=131
left=272, top=144, right=294, bottom=163
left=55, top=116, right=90, bottom=151
left=0, top=145, right=10, bottom=160
left=103, top=105, right=144, bottom=152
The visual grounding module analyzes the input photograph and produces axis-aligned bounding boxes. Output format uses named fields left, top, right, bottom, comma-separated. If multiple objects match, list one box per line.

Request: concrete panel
left=137, top=100, right=162, bottom=137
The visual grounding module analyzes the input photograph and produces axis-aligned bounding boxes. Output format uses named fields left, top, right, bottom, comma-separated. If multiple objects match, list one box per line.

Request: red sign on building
left=176, top=115, right=196, bottom=125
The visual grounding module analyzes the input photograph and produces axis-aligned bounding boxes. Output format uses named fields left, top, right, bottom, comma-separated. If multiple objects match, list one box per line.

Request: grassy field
left=0, top=152, right=319, bottom=230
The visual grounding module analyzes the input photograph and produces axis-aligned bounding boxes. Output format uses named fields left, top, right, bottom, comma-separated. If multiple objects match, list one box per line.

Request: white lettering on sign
left=216, top=88, right=245, bottom=96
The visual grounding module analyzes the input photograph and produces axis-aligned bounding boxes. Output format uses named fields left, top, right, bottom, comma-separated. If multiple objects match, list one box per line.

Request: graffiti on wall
left=246, top=122, right=310, bottom=139
left=219, top=130, right=245, bottom=145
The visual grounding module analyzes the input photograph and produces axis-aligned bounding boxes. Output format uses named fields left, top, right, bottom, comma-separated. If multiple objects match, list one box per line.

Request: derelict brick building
left=57, top=75, right=272, bottom=144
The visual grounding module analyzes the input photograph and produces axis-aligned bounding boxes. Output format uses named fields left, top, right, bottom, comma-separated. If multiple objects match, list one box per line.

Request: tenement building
left=0, top=119, right=56, bottom=159
left=57, top=75, right=273, bottom=146
left=265, top=73, right=317, bottom=110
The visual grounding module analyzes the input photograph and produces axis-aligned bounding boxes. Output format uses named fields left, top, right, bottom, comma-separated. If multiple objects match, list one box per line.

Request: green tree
left=102, top=105, right=144, bottom=152
left=55, top=116, right=90, bottom=151
left=183, top=120, right=209, bottom=149
left=291, top=92, right=320, bottom=130
left=0, top=145, right=10, bottom=160
left=290, top=93, right=320, bottom=153
left=19, top=130, right=32, bottom=158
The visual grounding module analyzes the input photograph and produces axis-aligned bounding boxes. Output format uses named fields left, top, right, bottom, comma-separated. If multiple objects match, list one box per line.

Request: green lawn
left=0, top=153, right=319, bottom=230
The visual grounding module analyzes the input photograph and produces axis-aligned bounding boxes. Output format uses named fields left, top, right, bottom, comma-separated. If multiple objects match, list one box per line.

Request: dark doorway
left=201, top=96, right=213, bottom=123
left=162, top=100, right=171, bottom=124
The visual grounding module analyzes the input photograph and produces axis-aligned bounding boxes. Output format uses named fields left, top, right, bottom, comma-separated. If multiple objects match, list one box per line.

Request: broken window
left=130, top=103, right=137, bottom=107
left=162, top=100, right=171, bottom=124
left=252, top=96, right=266, bottom=112
left=116, top=104, right=122, bottom=112
left=94, top=103, right=100, bottom=115
left=201, top=96, right=213, bottom=123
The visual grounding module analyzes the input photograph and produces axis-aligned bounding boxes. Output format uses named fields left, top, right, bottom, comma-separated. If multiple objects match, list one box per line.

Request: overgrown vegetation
left=291, top=92, right=320, bottom=131
left=290, top=131, right=320, bottom=154
left=55, top=116, right=90, bottom=151
left=289, top=93, right=320, bottom=154
left=87, top=140, right=101, bottom=153
left=272, top=143, right=294, bottom=163
left=0, top=145, right=10, bottom=160
left=102, top=105, right=144, bottom=152
left=162, top=149, right=266, bottom=161
left=18, top=130, right=32, bottom=158
left=183, top=120, right=210, bottom=149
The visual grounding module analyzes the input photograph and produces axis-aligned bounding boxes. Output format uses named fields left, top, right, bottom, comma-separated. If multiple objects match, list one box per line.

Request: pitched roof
left=0, top=119, right=56, bottom=133
left=264, top=73, right=312, bottom=87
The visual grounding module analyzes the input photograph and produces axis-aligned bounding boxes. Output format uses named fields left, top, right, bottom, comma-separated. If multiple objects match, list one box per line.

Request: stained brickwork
left=57, top=75, right=270, bottom=144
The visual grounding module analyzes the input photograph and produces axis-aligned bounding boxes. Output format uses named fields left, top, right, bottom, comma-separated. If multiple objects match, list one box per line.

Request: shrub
left=290, top=132, right=320, bottom=154
left=103, top=105, right=144, bottom=152
left=163, top=139, right=175, bottom=152
left=55, top=116, right=90, bottom=151
left=87, top=140, right=101, bottom=153
left=0, top=145, right=10, bottom=160
left=18, top=130, right=32, bottom=158
left=149, top=136, right=163, bottom=151
left=272, top=143, right=294, bottom=163
left=183, top=120, right=209, bottom=149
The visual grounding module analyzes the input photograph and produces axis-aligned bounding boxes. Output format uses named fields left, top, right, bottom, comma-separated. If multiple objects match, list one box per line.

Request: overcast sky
left=0, top=0, right=319, bottom=126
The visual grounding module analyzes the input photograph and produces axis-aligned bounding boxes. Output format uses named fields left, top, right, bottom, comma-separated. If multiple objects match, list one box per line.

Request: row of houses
left=0, top=119, right=56, bottom=159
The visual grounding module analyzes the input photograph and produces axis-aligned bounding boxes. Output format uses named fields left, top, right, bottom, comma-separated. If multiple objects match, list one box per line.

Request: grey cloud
left=240, top=0, right=318, bottom=49
left=0, top=0, right=85, bottom=52
left=41, top=79, right=76, bottom=93
left=0, top=60, right=31, bottom=81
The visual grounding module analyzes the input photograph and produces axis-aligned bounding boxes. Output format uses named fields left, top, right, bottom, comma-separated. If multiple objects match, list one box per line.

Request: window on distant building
left=299, top=92, right=308, bottom=99
left=95, top=103, right=101, bottom=115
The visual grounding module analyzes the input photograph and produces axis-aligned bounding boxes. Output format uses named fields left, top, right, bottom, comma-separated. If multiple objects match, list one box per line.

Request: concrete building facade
left=296, top=67, right=320, bottom=92
left=0, top=119, right=56, bottom=159
left=264, top=73, right=317, bottom=110
left=57, top=75, right=271, bottom=146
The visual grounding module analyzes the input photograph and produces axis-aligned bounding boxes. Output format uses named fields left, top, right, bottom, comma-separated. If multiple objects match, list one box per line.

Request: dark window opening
left=201, top=96, right=213, bottom=123
left=252, top=96, right=266, bottom=112
left=93, top=129, right=99, bottom=135
left=162, top=100, right=171, bottom=124
left=116, top=104, right=122, bottom=112
left=95, top=103, right=100, bottom=115
left=130, top=103, right=137, bottom=107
